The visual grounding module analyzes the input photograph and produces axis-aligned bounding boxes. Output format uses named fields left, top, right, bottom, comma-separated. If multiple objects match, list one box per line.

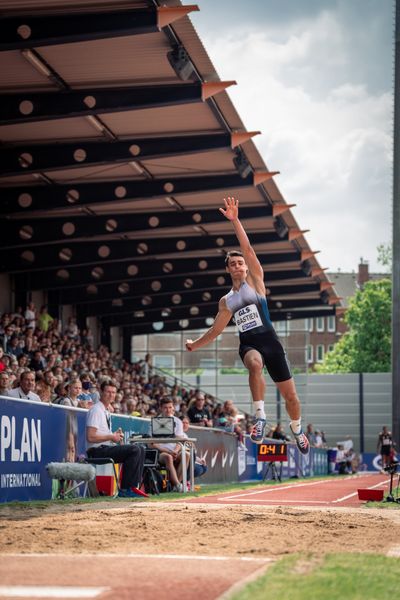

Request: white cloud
left=198, top=9, right=392, bottom=271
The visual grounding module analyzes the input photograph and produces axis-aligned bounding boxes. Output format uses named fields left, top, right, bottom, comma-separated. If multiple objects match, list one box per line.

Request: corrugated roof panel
left=0, top=118, right=102, bottom=142
left=103, top=104, right=222, bottom=136
left=141, top=149, right=237, bottom=176
left=39, top=33, right=174, bottom=86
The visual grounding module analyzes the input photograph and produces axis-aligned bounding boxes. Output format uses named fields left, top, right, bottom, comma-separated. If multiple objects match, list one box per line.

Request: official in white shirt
left=8, top=370, right=41, bottom=402
left=86, top=381, right=147, bottom=498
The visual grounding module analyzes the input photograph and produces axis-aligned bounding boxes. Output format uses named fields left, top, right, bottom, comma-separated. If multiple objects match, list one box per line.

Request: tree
left=316, top=279, right=391, bottom=373
left=377, top=243, right=392, bottom=272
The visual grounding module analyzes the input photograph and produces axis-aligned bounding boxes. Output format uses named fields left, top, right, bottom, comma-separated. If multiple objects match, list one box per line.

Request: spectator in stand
left=24, top=302, right=37, bottom=330
left=79, top=373, right=99, bottom=404
left=53, top=381, right=68, bottom=404
left=0, top=347, right=7, bottom=372
left=272, top=422, right=290, bottom=441
left=305, top=423, right=317, bottom=446
left=37, top=305, right=54, bottom=334
left=7, top=335, right=23, bottom=359
left=81, top=328, right=94, bottom=348
left=139, top=353, right=152, bottom=380
left=59, top=379, right=90, bottom=409
left=65, top=317, right=79, bottom=341
left=1, top=325, right=14, bottom=352
left=377, top=426, right=393, bottom=471
left=29, top=349, right=46, bottom=373
left=8, top=370, right=41, bottom=402
left=36, top=373, right=53, bottom=403
left=0, top=371, right=11, bottom=396
left=314, top=430, right=324, bottom=448
left=151, top=397, right=188, bottom=492
left=188, top=393, right=212, bottom=427
left=86, top=381, right=147, bottom=498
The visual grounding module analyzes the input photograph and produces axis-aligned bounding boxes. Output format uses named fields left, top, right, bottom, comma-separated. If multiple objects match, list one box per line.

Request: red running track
left=182, top=473, right=390, bottom=508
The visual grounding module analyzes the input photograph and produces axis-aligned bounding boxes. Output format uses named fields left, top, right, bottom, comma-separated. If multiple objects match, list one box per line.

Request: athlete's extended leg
left=276, top=378, right=309, bottom=455
left=243, top=349, right=268, bottom=444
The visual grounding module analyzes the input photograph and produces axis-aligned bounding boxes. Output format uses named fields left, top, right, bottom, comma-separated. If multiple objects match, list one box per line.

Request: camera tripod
left=263, top=461, right=283, bottom=483
left=384, top=463, right=400, bottom=504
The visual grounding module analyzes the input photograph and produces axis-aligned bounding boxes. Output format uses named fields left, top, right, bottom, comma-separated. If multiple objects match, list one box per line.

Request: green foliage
left=317, top=279, right=391, bottom=373
left=377, top=243, right=392, bottom=271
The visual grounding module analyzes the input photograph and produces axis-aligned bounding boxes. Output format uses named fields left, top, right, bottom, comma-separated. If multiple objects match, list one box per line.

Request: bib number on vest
left=234, top=304, right=263, bottom=332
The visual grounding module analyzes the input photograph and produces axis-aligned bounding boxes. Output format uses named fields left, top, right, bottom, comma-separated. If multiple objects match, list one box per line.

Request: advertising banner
left=238, top=436, right=328, bottom=482
left=0, top=397, right=151, bottom=503
left=188, top=426, right=238, bottom=483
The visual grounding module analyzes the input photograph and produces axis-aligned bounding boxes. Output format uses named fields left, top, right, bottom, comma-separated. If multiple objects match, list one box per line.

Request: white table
left=129, top=437, right=197, bottom=493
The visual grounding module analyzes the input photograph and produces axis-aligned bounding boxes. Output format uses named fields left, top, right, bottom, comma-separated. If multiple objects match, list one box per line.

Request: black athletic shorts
left=238, top=330, right=292, bottom=383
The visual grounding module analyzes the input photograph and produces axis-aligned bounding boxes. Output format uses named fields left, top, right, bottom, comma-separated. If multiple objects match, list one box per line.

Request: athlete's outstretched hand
left=185, top=339, right=194, bottom=351
left=219, top=196, right=239, bottom=221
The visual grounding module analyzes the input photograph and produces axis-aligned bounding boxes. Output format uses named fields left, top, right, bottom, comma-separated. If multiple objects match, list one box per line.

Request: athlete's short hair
left=224, top=250, right=244, bottom=266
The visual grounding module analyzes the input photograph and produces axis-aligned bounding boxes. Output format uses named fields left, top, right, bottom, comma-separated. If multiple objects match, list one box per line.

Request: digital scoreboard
left=257, top=442, right=287, bottom=462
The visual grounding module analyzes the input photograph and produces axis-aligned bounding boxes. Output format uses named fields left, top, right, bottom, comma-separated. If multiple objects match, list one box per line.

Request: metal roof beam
left=0, top=81, right=237, bottom=126
left=1, top=170, right=274, bottom=215
left=1, top=231, right=302, bottom=272
left=0, top=205, right=274, bottom=249
left=13, top=251, right=308, bottom=290
left=52, top=275, right=322, bottom=306
left=114, top=306, right=336, bottom=334
left=80, top=292, right=328, bottom=319
left=0, top=6, right=199, bottom=51
left=0, top=132, right=240, bottom=176
left=102, top=305, right=336, bottom=330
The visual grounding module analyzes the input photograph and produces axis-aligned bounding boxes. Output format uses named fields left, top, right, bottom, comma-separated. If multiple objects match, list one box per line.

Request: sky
left=192, top=0, right=394, bottom=273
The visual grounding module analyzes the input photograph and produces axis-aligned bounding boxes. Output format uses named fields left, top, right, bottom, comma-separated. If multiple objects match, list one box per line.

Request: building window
left=328, top=344, right=335, bottom=353
left=306, top=318, right=313, bottom=332
left=316, top=317, right=324, bottom=332
left=275, top=320, right=290, bottom=336
left=306, top=345, right=313, bottom=363
left=316, top=345, right=324, bottom=362
left=327, top=316, right=336, bottom=332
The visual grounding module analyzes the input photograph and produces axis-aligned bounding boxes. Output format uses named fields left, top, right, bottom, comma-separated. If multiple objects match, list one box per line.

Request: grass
left=231, top=553, right=400, bottom=600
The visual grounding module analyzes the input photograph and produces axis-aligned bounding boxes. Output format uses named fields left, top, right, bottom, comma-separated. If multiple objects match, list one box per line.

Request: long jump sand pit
left=1, top=500, right=400, bottom=557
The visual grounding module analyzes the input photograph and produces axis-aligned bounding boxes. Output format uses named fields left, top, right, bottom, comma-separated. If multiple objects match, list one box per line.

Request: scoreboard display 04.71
left=257, top=442, right=287, bottom=462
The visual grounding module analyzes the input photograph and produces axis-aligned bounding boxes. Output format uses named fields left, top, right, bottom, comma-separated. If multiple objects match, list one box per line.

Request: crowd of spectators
left=2, top=304, right=333, bottom=451
left=0, top=304, right=252, bottom=440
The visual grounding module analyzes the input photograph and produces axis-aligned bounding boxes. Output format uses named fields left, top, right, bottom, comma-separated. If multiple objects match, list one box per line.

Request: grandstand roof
left=0, top=0, right=339, bottom=336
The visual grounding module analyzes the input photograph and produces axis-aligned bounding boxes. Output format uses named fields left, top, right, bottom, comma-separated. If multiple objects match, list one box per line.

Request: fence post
left=359, top=372, right=365, bottom=453
left=276, top=387, right=281, bottom=422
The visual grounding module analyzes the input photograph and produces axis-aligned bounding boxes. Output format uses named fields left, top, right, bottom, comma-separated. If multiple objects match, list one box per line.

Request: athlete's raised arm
left=186, top=297, right=232, bottom=351
left=219, top=196, right=264, bottom=285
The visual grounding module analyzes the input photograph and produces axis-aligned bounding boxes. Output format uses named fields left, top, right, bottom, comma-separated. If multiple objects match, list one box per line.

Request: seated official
left=86, top=381, right=147, bottom=498
left=151, top=397, right=190, bottom=492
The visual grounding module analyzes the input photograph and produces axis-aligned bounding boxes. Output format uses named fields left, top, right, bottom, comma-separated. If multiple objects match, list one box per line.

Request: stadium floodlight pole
left=393, top=2, right=400, bottom=452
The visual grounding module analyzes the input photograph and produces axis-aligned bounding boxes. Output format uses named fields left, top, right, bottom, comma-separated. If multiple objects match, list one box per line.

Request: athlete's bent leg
left=276, top=378, right=309, bottom=455
left=275, top=378, right=300, bottom=420
left=243, top=349, right=266, bottom=406
left=243, top=349, right=268, bottom=444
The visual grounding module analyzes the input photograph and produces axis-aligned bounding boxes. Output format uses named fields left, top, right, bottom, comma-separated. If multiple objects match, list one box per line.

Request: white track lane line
left=0, top=586, right=108, bottom=598
left=1, top=553, right=272, bottom=563
left=332, top=478, right=390, bottom=504
left=219, top=475, right=388, bottom=503
left=220, top=478, right=334, bottom=500
left=216, top=499, right=330, bottom=503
